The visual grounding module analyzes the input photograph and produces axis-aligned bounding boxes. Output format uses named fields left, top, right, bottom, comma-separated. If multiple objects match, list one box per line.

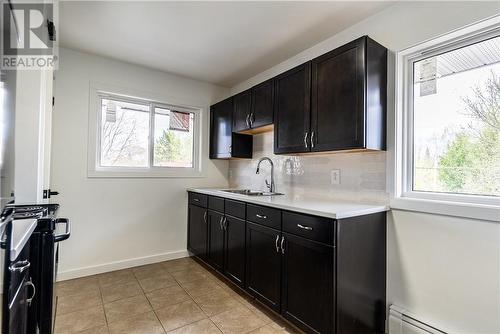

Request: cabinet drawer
left=282, top=211, right=334, bottom=245
left=246, top=204, right=281, bottom=230
left=189, top=192, right=207, bottom=207
left=225, top=199, right=245, bottom=219
left=208, top=196, right=224, bottom=212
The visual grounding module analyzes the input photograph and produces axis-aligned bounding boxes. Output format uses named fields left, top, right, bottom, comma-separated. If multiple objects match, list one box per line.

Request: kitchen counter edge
left=187, top=188, right=389, bottom=220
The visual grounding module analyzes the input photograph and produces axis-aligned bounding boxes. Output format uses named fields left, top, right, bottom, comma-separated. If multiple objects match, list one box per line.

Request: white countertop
left=11, top=218, right=38, bottom=261
left=188, top=188, right=389, bottom=219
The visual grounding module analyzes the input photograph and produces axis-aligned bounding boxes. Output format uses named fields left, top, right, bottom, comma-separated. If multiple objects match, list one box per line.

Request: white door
left=38, top=69, right=54, bottom=203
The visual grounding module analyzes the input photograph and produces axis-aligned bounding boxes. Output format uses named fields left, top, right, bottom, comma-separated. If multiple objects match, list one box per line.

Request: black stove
left=13, top=206, right=45, bottom=213
left=2, top=203, right=69, bottom=334
left=9, top=204, right=59, bottom=216
left=12, top=211, right=44, bottom=220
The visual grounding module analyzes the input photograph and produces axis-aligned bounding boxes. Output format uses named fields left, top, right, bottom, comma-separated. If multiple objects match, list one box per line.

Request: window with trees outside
left=92, top=92, right=201, bottom=177
left=396, top=21, right=500, bottom=211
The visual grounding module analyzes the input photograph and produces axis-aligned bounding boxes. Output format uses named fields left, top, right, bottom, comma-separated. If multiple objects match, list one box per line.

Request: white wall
left=387, top=210, right=500, bottom=333
left=52, top=48, right=229, bottom=280
left=229, top=2, right=500, bottom=333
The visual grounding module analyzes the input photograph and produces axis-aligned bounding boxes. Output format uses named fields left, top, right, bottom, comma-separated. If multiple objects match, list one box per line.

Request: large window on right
left=397, top=20, right=500, bottom=208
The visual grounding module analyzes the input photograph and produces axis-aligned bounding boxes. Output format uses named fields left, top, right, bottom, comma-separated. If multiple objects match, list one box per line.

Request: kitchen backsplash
left=228, top=132, right=388, bottom=204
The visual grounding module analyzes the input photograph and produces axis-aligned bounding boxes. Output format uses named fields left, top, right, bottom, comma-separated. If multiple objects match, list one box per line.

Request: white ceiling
left=59, top=1, right=392, bottom=87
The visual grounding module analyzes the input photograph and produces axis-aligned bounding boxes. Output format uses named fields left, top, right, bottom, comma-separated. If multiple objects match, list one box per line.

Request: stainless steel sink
left=221, top=189, right=284, bottom=196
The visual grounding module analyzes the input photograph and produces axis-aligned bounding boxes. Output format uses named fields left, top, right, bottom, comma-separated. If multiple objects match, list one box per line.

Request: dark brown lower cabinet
left=207, top=210, right=225, bottom=272
left=224, top=215, right=246, bottom=286
left=187, top=204, right=207, bottom=259
left=281, top=233, right=335, bottom=334
left=187, top=192, right=386, bottom=334
left=336, top=214, right=386, bottom=334
left=245, top=222, right=282, bottom=312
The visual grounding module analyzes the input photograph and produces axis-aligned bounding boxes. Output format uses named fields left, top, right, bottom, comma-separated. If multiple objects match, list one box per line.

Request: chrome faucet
left=256, top=157, right=275, bottom=193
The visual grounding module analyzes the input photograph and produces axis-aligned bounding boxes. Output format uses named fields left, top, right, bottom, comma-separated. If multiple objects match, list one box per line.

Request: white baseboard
left=57, top=249, right=190, bottom=282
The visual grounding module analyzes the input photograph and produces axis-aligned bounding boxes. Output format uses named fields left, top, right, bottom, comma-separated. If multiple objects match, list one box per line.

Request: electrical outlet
left=331, top=169, right=340, bottom=185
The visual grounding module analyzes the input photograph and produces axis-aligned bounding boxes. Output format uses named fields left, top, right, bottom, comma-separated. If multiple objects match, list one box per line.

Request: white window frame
left=87, top=83, right=204, bottom=178
left=392, top=16, right=500, bottom=222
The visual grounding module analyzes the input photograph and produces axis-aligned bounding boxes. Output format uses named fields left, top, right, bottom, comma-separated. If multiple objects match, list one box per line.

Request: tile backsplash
left=228, top=132, right=388, bottom=204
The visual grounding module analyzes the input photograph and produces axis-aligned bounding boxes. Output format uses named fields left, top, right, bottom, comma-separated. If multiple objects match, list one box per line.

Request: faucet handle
left=265, top=180, right=274, bottom=192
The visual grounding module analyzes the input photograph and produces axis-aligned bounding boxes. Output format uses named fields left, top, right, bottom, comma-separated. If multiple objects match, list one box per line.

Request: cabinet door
left=281, top=233, right=335, bottom=334
left=246, top=222, right=281, bottom=312
left=274, top=62, right=311, bottom=154
left=188, top=205, right=207, bottom=258
left=207, top=210, right=225, bottom=272
left=233, top=89, right=252, bottom=132
left=209, top=98, right=233, bottom=159
left=251, top=79, right=274, bottom=128
left=311, top=38, right=365, bottom=151
left=224, top=216, right=246, bottom=286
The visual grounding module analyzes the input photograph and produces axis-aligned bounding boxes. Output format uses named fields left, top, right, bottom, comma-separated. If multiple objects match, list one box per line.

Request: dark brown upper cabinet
left=233, top=89, right=252, bottom=133
left=311, top=36, right=387, bottom=152
left=209, top=97, right=253, bottom=159
left=233, top=79, right=274, bottom=134
left=209, top=36, right=386, bottom=157
left=274, top=36, right=387, bottom=154
left=250, top=79, right=274, bottom=130
left=274, top=63, right=312, bottom=154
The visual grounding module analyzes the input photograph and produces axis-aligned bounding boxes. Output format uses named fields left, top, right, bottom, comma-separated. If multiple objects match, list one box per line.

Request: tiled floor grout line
left=136, top=273, right=169, bottom=334
left=144, top=271, right=213, bottom=334
left=100, top=273, right=150, bottom=332
left=97, top=283, right=110, bottom=331
left=173, top=276, right=212, bottom=328
left=172, top=275, right=230, bottom=333
left=188, top=266, right=272, bottom=333
left=57, top=258, right=300, bottom=334
left=151, top=311, right=168, bottom=334
left=177, top=273, right=269, bottom=334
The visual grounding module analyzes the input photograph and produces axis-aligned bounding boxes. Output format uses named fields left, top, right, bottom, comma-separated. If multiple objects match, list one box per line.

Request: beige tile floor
left=54, top=257, right=303, bottom=334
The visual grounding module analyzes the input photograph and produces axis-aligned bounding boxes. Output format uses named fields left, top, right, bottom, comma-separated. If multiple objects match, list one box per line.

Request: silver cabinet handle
left=223, top=217, right=228, bottom=230
left=256, top=214, right=267, bottom=219
left=275, top=235, right=280, bottom=253
left=281, top=236, right=285, bottom=254
left=26, top=278, right=36, bottom=307
left=219, top=216, right=224, bottom=230
left=297, top=224, right=313, bottom=231
left=9, top=260, right=30, bottom=273
left=203, top=211, right=207, bottom=223
left=193, top=198, right=200, bottom=202
left=310, top=131, right=315, bottom=148
left=246, top=114, right=250, bottom=128
left=250, top=112, right=255, bottom=127
left=304, top=132, right=309, bottom=149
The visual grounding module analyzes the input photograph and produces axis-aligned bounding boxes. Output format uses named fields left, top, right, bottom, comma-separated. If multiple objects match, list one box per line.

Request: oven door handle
left=54, top=218, right=71, bottom=242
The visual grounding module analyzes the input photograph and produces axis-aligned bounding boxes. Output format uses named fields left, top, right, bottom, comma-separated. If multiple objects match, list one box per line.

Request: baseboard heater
left=389, top=305, right=449, bottom=334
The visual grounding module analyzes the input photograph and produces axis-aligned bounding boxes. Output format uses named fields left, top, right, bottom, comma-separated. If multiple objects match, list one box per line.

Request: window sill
left=87, top=168, right=206, bottom=178
left=390, top=197, right=500, bottom=222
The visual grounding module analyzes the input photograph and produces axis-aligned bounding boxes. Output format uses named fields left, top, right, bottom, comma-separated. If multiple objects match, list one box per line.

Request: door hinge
left=47, top=19, right=56, bottom=42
